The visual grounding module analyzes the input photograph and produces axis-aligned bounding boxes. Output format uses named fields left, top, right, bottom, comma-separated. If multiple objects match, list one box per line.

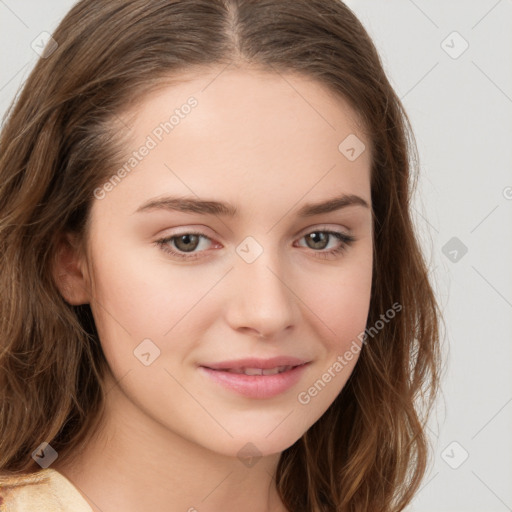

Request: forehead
left=124, top=66, right=368, bottom=151
left=98, top=67, right=371, bottom=219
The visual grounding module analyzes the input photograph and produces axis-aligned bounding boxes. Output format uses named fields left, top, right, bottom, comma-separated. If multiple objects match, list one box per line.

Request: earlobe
left=52, top=232, right=91, bottom=305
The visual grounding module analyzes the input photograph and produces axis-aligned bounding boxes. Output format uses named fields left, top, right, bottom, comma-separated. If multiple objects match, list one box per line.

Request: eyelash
left=154, top=229, right=356, bottom=261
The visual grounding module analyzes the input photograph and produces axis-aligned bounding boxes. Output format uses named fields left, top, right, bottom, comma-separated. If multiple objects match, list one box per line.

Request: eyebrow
left=134, top=193, right=370, bottom=217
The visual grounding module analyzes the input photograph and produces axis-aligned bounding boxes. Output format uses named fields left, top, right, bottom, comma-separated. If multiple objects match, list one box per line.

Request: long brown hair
left=0, top=1, right=442, bottom=510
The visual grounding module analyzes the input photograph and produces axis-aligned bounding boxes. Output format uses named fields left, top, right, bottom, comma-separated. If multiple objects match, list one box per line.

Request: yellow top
left=0, top=468, right=93, bottom=511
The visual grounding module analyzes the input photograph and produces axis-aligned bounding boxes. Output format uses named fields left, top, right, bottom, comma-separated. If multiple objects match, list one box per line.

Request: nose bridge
left=228, top=234, right=298, bottom=336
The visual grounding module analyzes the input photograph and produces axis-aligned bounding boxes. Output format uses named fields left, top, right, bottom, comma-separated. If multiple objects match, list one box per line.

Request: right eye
left=155, top=232, right=215, bottom=260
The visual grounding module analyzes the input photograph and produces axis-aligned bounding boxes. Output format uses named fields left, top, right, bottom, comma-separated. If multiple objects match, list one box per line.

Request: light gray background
left=1, top=1, right=511, bottom=510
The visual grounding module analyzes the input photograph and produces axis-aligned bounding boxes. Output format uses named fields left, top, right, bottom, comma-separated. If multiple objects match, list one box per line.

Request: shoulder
left=0, top=468, right=92, bottom=511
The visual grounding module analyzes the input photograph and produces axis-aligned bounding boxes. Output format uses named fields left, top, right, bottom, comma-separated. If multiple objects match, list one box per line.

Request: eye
left=295, top=230, right=356, bottom=259
left=154, top=228, right=356, bottom=261
left=155, top=232, right=213, bottom=261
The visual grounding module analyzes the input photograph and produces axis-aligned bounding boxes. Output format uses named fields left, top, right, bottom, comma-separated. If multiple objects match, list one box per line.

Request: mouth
left=198, top=362, right=310, bottom=399
left=209, top=365, right=298, bottom=376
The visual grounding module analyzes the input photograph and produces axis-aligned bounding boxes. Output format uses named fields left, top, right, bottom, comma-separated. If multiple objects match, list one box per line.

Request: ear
left=52, top=232, right=91, bottom=305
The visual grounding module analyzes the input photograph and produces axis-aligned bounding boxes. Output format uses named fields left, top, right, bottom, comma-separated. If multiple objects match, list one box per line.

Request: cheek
left=293, top=264, right=372, bottom=414
left=87, top=244, right=222, bottom=369
left=89, top=242, right=191, bottom=331
left=300, top=253, right=373, bottom=352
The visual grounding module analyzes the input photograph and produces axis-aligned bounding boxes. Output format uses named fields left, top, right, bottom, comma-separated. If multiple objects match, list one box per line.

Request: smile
left=198, top=363, right=310, bottom=399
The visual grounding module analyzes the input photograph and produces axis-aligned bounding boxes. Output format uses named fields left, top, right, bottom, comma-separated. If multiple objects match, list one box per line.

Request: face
left=72, top=67, right=373, bottom=458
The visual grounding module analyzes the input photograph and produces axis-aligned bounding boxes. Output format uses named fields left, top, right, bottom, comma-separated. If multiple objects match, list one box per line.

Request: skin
left=52, top=66, right=373, bottom=512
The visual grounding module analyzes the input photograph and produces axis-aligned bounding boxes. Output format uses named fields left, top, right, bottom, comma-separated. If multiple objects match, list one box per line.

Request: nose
left=225, top=249, right=299, bottom=339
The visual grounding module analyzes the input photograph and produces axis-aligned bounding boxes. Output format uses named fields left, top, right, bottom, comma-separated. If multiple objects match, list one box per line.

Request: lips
left=198, top=356, right=311, bottom=399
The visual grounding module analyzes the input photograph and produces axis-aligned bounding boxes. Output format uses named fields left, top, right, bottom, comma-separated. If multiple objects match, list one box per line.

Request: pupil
left=308, top=232, right=327, bottom=249
left=176, top=234, right=198, bottom=252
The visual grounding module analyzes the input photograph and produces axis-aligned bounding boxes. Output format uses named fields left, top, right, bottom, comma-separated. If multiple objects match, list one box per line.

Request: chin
left=193, top=418, right=309, bottom=461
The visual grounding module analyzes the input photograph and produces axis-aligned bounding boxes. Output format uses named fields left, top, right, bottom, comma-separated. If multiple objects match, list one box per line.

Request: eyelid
left=157, top=223, right=352, bottom=245
left=296, top=223, right=351, bottom=237
left=154, top=223, right=355, bottom=262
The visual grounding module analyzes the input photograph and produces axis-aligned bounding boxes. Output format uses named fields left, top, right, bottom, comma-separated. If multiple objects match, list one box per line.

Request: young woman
left=0, top=0, right=442, bottom=510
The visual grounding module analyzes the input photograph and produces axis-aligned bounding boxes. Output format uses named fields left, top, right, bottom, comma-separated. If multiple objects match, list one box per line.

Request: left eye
left=298, top=231, right=347, bottom=251
left=155, top=229, right=355, bottom=261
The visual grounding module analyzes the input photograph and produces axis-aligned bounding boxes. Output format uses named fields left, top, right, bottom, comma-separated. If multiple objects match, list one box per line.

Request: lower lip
left=199, top=364, right=310, bottom=399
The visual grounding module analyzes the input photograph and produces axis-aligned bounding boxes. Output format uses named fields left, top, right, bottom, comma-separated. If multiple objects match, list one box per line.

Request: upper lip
left=201, top=356, right=309, bottom=371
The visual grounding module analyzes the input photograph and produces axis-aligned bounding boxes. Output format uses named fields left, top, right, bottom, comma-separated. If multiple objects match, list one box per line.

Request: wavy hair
left=0, top=1, right=442, bottom=510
